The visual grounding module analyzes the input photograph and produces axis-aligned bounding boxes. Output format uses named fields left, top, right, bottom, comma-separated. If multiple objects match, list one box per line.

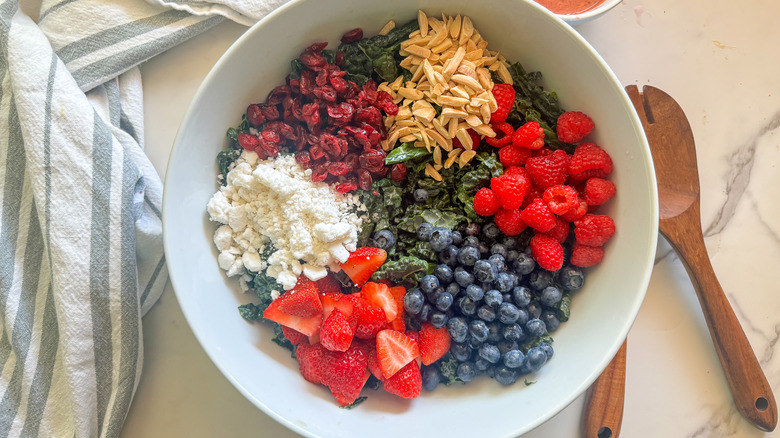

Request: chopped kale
left=384, top=142, right=431, bottom=165
left=370, top=255, right=433, bottom=288
left=272, top=323, right=295, bottom=355
left=554, top=293, right=572, bottom=322
left=217, top=149, right=242, bottom=184
left=339, top=19, right=418, bottom=84
left=437, top=354, right=464, bottom=386
left=238, top=303, right=263, bottom=321
left=340, top=396, right=367, bottom=409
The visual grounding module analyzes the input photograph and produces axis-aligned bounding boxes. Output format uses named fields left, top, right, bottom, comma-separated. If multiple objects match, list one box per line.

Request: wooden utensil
left=581, top=340, right=627, bottom=438
left=624, top=84, right=777, bottom=431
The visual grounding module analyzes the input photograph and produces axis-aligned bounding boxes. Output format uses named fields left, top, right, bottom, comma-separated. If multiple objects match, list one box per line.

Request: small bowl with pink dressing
left=534, top=0, right=623, bottom=25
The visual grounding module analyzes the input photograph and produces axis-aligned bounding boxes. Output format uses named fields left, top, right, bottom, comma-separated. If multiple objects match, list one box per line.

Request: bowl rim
left=558, top=0, right=623, bottom=23
left=162, top=0, right=658, bottom=436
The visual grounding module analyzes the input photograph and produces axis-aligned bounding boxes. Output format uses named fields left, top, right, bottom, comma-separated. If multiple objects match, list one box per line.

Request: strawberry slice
left=320, top=310, right=354, bottom=352
left=263, top=299, right=323, bottom=337
left=316, top=272, right=343, bottom=294
left=320, top=343, right=369, bottom=406
left=353, top=300, right=387, bottom=340
left=320, top=292, right=343, bottom=320
left=382, top=360, right=422, bottom=399
left=418, top=322, right=452, bottom=365
left=296, top=342, right=327, bottom=384
left=340, top=247, right=387, bottom=287
left=388, top=286, right=407, bottom=331
left=365, top=342, right=385, bottom=381
left=361, top=282, right=398, bottom=322
left=276, top=276, right=322, bottom=317
left=376, top=329, right=420, bottom=379
left=281, top=326, right=308, bottom=346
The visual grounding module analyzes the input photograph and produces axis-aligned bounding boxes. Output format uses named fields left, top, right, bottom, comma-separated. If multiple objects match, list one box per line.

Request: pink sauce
left=535, top=0, right=606, bottom=15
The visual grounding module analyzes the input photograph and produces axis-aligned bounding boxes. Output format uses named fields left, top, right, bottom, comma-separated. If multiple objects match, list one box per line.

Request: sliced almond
left=379, top=20, right=395, bottom=36
left=460, top=16, right=474, bottom=44
left=398, top=87, right=424, bottom=100
left=455, top=128, right=473, bottom=150
left=444, top=154, right=460, bottom=169
left=472, top=123, right=496, bottom=137
left=426, top=128, right=450, bottom=149
left=410, top=64, right=426, bottom=83
left=438, top=95, right=470, bottom=107
left=465, top=114, right=482, bottom=127
left=426, top=163, right=443, bottom=181
left=433, top=145, right=442, bottom=166
left=459, top=149, right=477, bottom=167
left=441, top=107, right=469, bottom=118
left=497, top=62, right=513, bottom=85
left=405, top=44, right=432, bottom=59
left=431, top=38, right=453, bottom=54
left=476, top=68, right=492, bottom=90
left=449, top=85, right=471, bottom=100
left=413, top=106, right=436, bottom=123
left=422, top=59, right=438, bottom=85
left=480, top=105, right=492, bottom=123
left=448, top=117, right=459, bottom=139
left=418, top=10, right=429, bottom=38
left=448, top=148, right=462, bottom=158
left=457, top=64, right=478, bottom=80
left=442, top=46, right=466, bottom=78
left=449, top=14, right=462, bottom=39
left=451, top=74, right=484, bottom=92
left=399, top=134, right=419, bottom=143
left=384, top=115, right=396, bottom=129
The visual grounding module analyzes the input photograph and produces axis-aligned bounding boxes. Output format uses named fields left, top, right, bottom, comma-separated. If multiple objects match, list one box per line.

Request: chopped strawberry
left=320, top=292, right=343, bottom=320
left=336, top=293, right=361, bottom=332
left=320, top=310, right=354, bottom=352
left=354, top=300, right=387, bottom=340
left=320, top=343, right=369, bottom=406
left=365, top=342, right=385, bottom=381
left=382, top=360, right=422, bottom=399
left=281, top=326, right=308, bottom=346
left=340, top=247, right=387, bottom=287
left=276, top=276, right=322, bottom=317
left=263, top=299, right=322, bottom=337
left=418, top=322, right=452, bottom=366
left=388, top=286, right=407, bottom=331
left=376, top=329, right=420, bottom=379
left=296, top=342, right=327, bottom=384
left=361, top=282, right=398, bottom=322
left=316, top=273, right=343, bottom=294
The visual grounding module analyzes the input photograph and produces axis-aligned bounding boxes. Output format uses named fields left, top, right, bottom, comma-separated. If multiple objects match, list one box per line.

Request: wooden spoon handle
left=581, top=340, right=627, bottom=438
left=662, top=219, right=778, bottom=431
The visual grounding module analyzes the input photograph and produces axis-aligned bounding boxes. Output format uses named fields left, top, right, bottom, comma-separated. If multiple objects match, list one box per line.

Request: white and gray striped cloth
left=0, top=0, right=284, bottom=436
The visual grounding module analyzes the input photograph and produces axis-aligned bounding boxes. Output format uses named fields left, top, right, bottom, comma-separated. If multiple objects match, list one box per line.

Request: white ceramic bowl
left=163, top=0, right=658, bottom=436
left=548, top=0, right=623, bottom=25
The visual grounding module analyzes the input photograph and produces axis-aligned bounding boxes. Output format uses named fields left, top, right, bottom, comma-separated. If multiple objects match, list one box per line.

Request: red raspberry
left=525, top=149, right=569, bottom=189
left=485, top=122, right=514, bottom=148
left=560, top=198, right=588, bottom=222
left=473, top=187, right=501, bottom=216
left=584, top=177, right=616, bottom=206
left=530, top=234, right=564, bottom=271
left=452, top=128, right=481, bottom=150
left=521, top=185, right=544, bottom=209
left=491, top=174, right=530, bottom=210
left=556, top=111, right=595, bottom=144
left=520, top=198, right=557, bottom=233
left=568, top=142, right=613, bottom=181
left=490, top=83, right=516, bottom=123
left=570, top=242, right=605, bottom=267
left=494, top=208, right=527, bottom=236
left=544, top=217, right=570, bottom=243
left=512, top=121, right=545, bottom=149
left=503, top=166, right=528, bottom=178
left=543, top=185, right=580, bottom=215
left=574, top=214, right=616, bottom=246
left=499, top=145, right=533, bottom=167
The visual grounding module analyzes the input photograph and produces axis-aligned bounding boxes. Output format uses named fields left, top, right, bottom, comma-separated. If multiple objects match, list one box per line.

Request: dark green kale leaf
left=521, top=334, right=554, bottom=353
left=384, top=142, right=431, bottom=165
left=553, top=293, right=572, bottom=322
left=217, top=149, right=242, bottom=184
left=272, top=323, right=295, bottom=354
left=406, top=240, right=438, bottom=263
left=339, top=19, right=418, bottom=84
left=454, top=151, right=503, bottom=221
left=238, top=303, right=263, bottom=321
left=437, top=354, right=464, bottom=386
left=289, top=58, right=305, bottom=79
left=370, top=255, right=433, bottom=288
left=395, top=205, right=467, bottom=233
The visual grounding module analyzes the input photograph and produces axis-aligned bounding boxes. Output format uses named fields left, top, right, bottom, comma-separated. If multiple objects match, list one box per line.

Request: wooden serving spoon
left=622, top=85, right=777, bottom=431
left=581, top=340, right=626, bottom=438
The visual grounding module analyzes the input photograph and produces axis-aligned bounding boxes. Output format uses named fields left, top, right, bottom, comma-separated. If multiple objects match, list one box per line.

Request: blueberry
left=475, top=357, right=491, bottom=371
left=419, top=303, right=433, bottom=321
left=421, top=366, right=440, bottom=391
left=473, top=260, right=497, bottom=282
left=467, top=335, right=483, bottom=349
left=451, top=231, right=463, bottom=246
left=503, top=349, right=525, bottom=369
left=478, top=344, right=501, bottom=364
left=488, top=254, right=507, bottom=273
left=434, top=264, right=454, bottom=284
left=503, top=293, right=513, bottom=304
left=426, top=289, right=442, bottom=303
left=431, top=311, right=449, bottom=328
left=447, top=316, right=469, bottom=343
left=439, top=245, right=460, bottom=266
left=540, top=286, right=563, bottom=307
left=503, top=323, right=524, bottom=342
left=512, top=286, right=532, bottom=307
left=496, top=339, right=519, bottom=355
left=525, top=318, right=547, bottom=337
left=372, top=229, right=396, bottom=250
left=430, top=227, right=453, bottom=252
left=502, top=237, right=518, bottom=249
left=482, top=222, right=500, bottom=239
left=485, top=365, right=498, bottom=379
left=494, top=272, right=514, bottom=292
left=469, top=320, right=489, bottom=342
left=420, top=275, right=439, bottom=294
left=465, top=284, right=484, bottom=301
left=414, top=188, right=429, bottom=203
left=451, top=343, right=473, bottom=362
left=526, top=300, right=542, bottom=319
left=462, top=235, right=480, bottom=247
left=512, top=252, right=536, bottom=275
left=417, top=222, right=434, bottom=241
left=484, top=289, right=503, bottom=307
left=477, top=242, right=490, bottom=256
left=559, top=265, right=585, bottom=291
left=487, top=322, right=503, bottom=343
left=456, top=362, right=478, bottom=382
left=457, top=245, right=480, bottom=267
left=542, top=309, right=561, bottom=332
left=529, top=270, right=553, bottom=291
left=494, top=366, right=518, bottom=385
left=506, top=250, right=520, bottom=263
left=435, top=292, right=454, bottom=312
left=490, top=244, right=507, bottom=258
left=515, top=307, right=530, bottom=326
left=498, top=302, right=520, bottom=324
left=538, top=342, right=555, bottom=361
left=458, top=297, right=477, bottom=315
left=454, top=268, right=475, bottom=287
left=524, top=346, right=547, bottom=373
left=465, top=223, right=481, bottom=236
left=445, top=282, right=461, bottom=297
left=477, top=305, right=496, bottom=322
left=403, top=288, right=425, bottom=314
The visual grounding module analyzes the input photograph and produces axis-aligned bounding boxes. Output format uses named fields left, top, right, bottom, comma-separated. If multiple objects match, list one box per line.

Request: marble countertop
left=121, top=1, right=780, bottom=436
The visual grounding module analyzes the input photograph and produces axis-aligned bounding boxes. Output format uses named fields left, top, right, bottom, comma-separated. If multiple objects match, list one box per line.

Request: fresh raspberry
left=452, top=128, right=481, bottom=150
left=512, top=121, right=545, bottom=149
left=584, top=177, right=616, bottom=206
left=494, top=208, right=527, bottom=236
left=525, top=149, right=569, bottom=189
left=485, top=122, right=515, bottom=148
left=544, top=218, right=570, bottom=243
left=490, top=83, right=516, bottom=123
left=530, top=234, right=564, bottom=271
left=543, top=185, right=580, bottom=215
left=382, top=360, right=422, bottom=399
left=473, top=187, right=502, bottom=216
left=491, top=174, right=530, bottom=210
left=570, top=242, right=605, bottom=267
left=503, top=166, right=528, bottom=178
left=568, top=142, right=613, bottom=181
left=321, top=342, right=369, bottom=406
left=560, top=198, right=588, bottom=222
left=498, top=145, right=533, bottom=167
left=556, top=111, right=594, bottom=144
left=281, top=326, right=308, bottom=346
left=574, top=214, right=616, bottom=246
left=521, top=184, right=544, bottom=209
left=520, top=198, right=557, bottom=233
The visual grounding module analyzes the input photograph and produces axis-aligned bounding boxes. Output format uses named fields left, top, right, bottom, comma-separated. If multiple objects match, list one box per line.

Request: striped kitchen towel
left=0, top=0, right=222, bottom=436
left=145, top=0, right=291, bottom=26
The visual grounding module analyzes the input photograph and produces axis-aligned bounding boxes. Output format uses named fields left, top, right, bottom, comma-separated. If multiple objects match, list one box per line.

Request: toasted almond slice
left=476, top=68, right=492, bottom=89
left=431, top=38, right=453, bottom=54
left=470, top=95, right=489, bottom=107
left=444, top=154, right=459, bottom=169
left=431, top=82, right=447, bottom=97
left=442, top=46, right=466, bottom=78
left=434, top=163, right=443, bottom=171
left=384, top=115, right=396, bottom=129
left=426, top=128, right=450, bottom=149
left=457, top=64, right=478, bottom=80
left=428, top=16, right=444, bottom=32
left=432, top=118, right=449, bottom=138
left=413, top=107, right=436, bottom=123
left=472, top=123, right=496, bottom=137
left=387, top=129, right=400, bottom=146
left=433, top=71, right=447, bottom=85
left=422, top=59, right=438, bottom=85
left=409, top=29, right=421, bottom=39
left=406, top=44, right=432, bottom=59
left=394, top=119, right=416, bottom=128
left=427, top=163, right=443, bottom=181
left=448, top=148, right=462, bottom=158
left=456, top=128, right=474, bottom=150
left=416, top=81, right=432, bottom=92
left=442, top=107, right=469, bottom=118
left=480, top=105, right=492, bottom=123
left=448, top=117, right=459, bottom=139
left=418, top=10, right=429, bottom=38
left=487, top=62, right=501, bottom=72
left=400, top=56, right=415, bottom=70
left=377, top=83, right=393, bottom=93
left=438, top=95, right=470, bottom=107
left=497, top=63, right=513, bottom=85
left=464, top=49, right=484, bottom=62
left=450, top=85, right=471, bottom=100
left=400, top=134, right=419, bottom=143
left=459, top=149, right=477, bottom=166
left=433, top=145, right=442, bottom=166
left=398, top=87, right=425, bottom=100
left=393, top=94, right=404, bottom=104
left=410, top=64, right=426, bottom=83
left=460, top=59, right=478, bottom=71
left=451, top=74, right=484, bottom=92
left=450, top=14, right=462, bottom=39
left=381, top=139, right=390, bottom=151
left=465, top=114, right=482, bottom=127
left=396, top=106, right=413, bottom=119
left=379, top=20, right=395, bottom=36
left=461, top=16, right=474, bottom=41
left=465, top=104, right=480, bottom=115
left=477, top=40, right=488, bottom=49
left=390, top=75, right=405, bottom=91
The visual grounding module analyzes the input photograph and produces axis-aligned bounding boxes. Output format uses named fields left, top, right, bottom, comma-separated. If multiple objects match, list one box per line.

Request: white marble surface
left=122, top=1, right=780, bottom=436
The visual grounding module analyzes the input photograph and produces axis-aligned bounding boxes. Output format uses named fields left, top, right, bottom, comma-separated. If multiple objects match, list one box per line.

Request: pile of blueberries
left=401, top=221, right=586, bottom=389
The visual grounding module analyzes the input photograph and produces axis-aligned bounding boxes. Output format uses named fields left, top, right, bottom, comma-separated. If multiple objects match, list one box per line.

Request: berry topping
left=584, top=177, right=616, bottom=206
left=491, top=174, right=530, bottom=210
left=490, top=83, right=516, bottom=124
left=525, top=149, right=569, bottom=189
left=556, top=111, right=594, bottom=144
left=485, top=122, right=515, bottom=148
left=418, top=322, right=452, bottom=366
left=340, top=247, right=387, bottom=287
left=498, top=144, right=533, bottom=167
left=559, top=198, right=588, bottom=222
left=263, top=298, right=323, bottom=337
left=512, top=121, right=545, bottom=149
left=320, top=310, right=354, bottom=352
left=320, top=343, right=369, bottom=406
left=520, top=198, right=557, bottom=233
left=361, top=282, right=399, bottom=322
left=376, top=329, right=420, bottom=379
left=529, top=234, right=564, bottom=271
left=276, top=276, right=322, bottom=317
left=543, top=185, right=580, bottom=215
left=574, top=214, right=616, bottom=246
left=315, top=273, right=343, bottom=295
left=296, top=342, right=327, bottom=384
left=544, top=217, right=571, bottom=243
left=353, top=299, right=388, bottom=340
left=568, top=142, right=613, bottom=181
left=494, top=208, right=527, bottom=236
left=281, top=326, right=308, bottom=346
left=382, top=360, right=422, bottom=399
left=473, top=187, right=502, bottom=216
left=570, top=242, right=605, bottom=267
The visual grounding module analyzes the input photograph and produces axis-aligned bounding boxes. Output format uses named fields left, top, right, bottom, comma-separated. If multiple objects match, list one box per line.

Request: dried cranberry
left=301, top=102, right=321, bottom=130
left=288, top=77, right=301, bottom=90
left=314, top=86, right=337, bottom=102
left=335, top=50, right=345, bottom=66
left=259, top=104, right=280, bottom=121
left=300, top=51, right=326, bottom=70
left=320, top=134, right=347, bottom=159
left=295, top=151, right=312, bottom=168
left=246, top=104, right=265, bottom=127
left=390, top=163, right=408, bottom=182
left=315, top=69, right=329, bottom=87
left=260, top=129, right=281, bottom=144
left=258, top=137, right=279, bottom=157
left=311, top=167, right=329, bottom=182
left=372, top=165, right=389, bottom=179
left=343, top=153, right=359, bottom=172
left=292, top=125, right=308, bottom=150
left=327, top=161, right=351, bottom=176
left=354, top=107, right=383, bottom=130
left=309, top=145, right=326, bottom=160
left=307, top=42, right=328, bottom=53
left=266, top=85, right=290, bottom=106
left=237, top=132, right=259, bottom=151
left=360, top=82, right=379, bottom=105
left=330, top=76, right=350, bottom=95
left=357, top=169, right=373, bottom=191
left=340, top=28, right=363, bottom=44
left=359, top=149, right=386, bottom=172
left=335, top=181, right=358, bottom=193
left=305, top=132, right=321, bottom=146
left=327, top=102, right=355, bottom=126
left=376, top=91, right=399, bottom=116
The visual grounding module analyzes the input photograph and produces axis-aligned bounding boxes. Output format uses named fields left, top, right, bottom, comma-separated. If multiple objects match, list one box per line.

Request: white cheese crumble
left=207, top=151, right=366, bottom=291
